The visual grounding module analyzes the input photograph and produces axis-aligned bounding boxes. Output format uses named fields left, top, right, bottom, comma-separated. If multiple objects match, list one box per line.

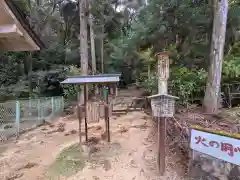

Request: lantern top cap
left=148, top=93, right=179, bottom=100
left=155, top=51, right=169, bottom=57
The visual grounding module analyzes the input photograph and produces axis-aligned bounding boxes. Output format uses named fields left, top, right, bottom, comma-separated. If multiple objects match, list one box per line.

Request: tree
left=203, top=0, right=229, bottom=114
left=2, top=0, right=238, bottom=103
left=89, top=1, right=96, bottom=74
left=79, top=0, right=88, bottom=75
left=79, top=0, right=89, bottom=104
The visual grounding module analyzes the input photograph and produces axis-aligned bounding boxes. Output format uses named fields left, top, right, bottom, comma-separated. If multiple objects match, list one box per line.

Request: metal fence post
left=56, top=97, right=59, bottom=113
left=15, top=101, right=20, bottom=137
left=61, top=96, right=64, bottom=111
left=37, top=99, right=41, bottom=121
left=51, top=97, right=54, bottom=115
left=41, top=103, right=44, bottom=121
left=56, top=97, right=58, bottom=114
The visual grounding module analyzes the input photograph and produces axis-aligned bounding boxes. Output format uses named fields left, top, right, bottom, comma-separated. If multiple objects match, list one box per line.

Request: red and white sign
left=190, top=129, right=240, bottom=165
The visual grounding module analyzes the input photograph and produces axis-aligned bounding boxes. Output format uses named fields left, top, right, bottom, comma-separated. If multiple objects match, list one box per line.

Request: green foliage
left=1, top=0, right=240, bottom=104
left=140, top=67, right=207, bottom=104
left=140, top=73, right=158, bottom=94
left=223, top=57, right=240, bottom=79
left=62, top=66, right=81, bottom=100
left=169, top=67, right=207, bottom=103
left=222, top=41, right=240, bottom=80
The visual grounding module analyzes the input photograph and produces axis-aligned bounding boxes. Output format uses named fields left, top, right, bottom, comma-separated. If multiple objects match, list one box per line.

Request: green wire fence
left=0, top=96, right=64, bottom=140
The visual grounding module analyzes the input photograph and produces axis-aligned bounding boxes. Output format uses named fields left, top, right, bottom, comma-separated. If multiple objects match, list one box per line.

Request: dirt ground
left=0, top=111, right=186, bottom=180
left=0, top=89, right=186, bottom=180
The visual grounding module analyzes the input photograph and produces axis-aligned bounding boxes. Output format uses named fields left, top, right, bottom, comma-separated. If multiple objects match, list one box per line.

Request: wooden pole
left=157, top=117, right=166, bottom=175
left=76, top=85, right=82, bottom=145
left=77, top=104, right=82, bottom=145
left=84, top=84, right=88, bottom=142
left=104, top=86, right=110, bottom=142
left=156, top=52, right=169, bottom=175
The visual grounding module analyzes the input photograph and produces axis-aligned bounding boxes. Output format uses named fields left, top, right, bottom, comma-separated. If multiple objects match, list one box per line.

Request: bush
left=140, top=73, right=158, bottom=94
left=62, top=66, right=81, bottom=100
left=169, top=67, right=207, bottom=103
left=139, top=67, right=207, bottom=104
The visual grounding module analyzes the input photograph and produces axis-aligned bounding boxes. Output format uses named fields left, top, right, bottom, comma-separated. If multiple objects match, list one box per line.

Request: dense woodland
left=0, top=0, right=239, bottom=111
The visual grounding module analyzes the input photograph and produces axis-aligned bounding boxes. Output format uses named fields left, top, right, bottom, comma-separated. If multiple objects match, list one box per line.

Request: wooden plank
left=86, top=101, right=100, bottom=123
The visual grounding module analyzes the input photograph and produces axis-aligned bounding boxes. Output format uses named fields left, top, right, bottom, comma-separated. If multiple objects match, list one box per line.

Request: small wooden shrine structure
left=61, top=74, right=121, bottom=143
left=0, top=0, right=43, bottom=52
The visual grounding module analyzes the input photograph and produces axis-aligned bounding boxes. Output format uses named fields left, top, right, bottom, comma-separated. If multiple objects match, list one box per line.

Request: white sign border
left=190, top=129, right=240, bottom=166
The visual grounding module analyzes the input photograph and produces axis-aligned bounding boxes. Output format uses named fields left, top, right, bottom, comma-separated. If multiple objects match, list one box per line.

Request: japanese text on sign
left=190, top=129, right=240, bottom=166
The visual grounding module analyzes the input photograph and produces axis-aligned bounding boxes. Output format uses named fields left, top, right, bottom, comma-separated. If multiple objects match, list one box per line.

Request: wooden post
left=157, top=117, right=166, bottom=175
left=84, top=84, right=88, bottom=142
left=157, top=118, right=166, bottom=175
left=104, top=86, right=110, bottom=142
left=77, top=104, right=82, bottom=145
left=158, top=79, right=168, bottom=94
left=115, top=83, right=118, bottom=97
left=156, top=52, right=169, bottom=175
left=156, top=52, right=169, bottom=94
left=110, top=84, right=113, bottom=95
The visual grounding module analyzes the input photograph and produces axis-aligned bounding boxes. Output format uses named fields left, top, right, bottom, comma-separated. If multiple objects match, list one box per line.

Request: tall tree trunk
left=89, top=2, right=96, bottom=74
left=79, top=0, right=88, bottom=75
left=23, top=53, right=33, bottom=96
left=101, top=25, right=104, bottom=73
left=203, top=0, right=228, bottom=114
left=79, top=0, right=88, bottom=103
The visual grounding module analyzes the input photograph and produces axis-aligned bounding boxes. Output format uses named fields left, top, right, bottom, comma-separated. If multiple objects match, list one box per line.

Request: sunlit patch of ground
left=48, top=143, right=85, bottom=179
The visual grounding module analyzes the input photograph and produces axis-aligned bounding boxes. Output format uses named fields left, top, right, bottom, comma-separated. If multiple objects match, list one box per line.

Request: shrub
left=139, top=67, right=207, bottom=104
